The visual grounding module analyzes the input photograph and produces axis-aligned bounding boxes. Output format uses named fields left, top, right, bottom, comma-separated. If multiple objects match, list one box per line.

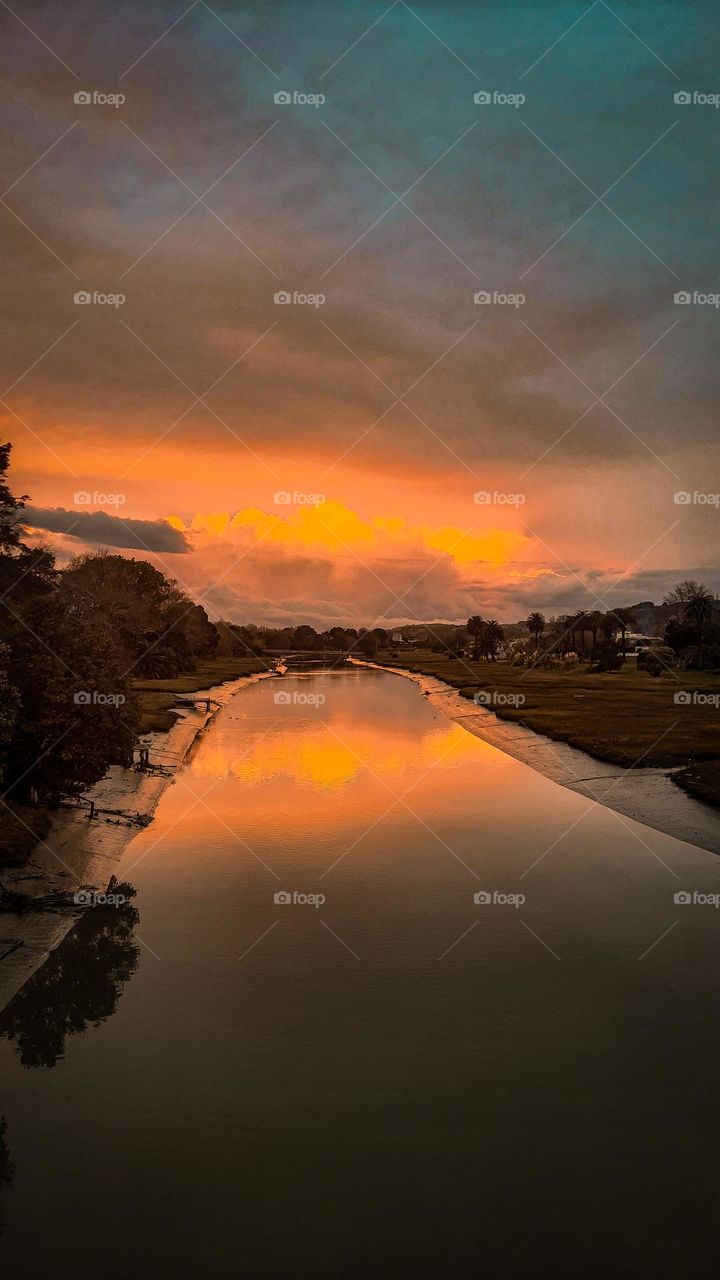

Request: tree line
left=225, top=623, right=389, bottom=659
left=0, top=444, right=218, bottom=806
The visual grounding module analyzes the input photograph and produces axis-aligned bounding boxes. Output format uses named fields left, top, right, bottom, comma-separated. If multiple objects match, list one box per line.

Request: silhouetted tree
left=467, top=614, right=485, bottom=660
left=483, top=619, right=504, bottom=662
left=526, top=611, right=545, bottom=649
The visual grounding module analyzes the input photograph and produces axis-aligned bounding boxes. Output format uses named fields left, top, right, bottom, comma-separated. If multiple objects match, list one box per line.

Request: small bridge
left=264, top=649, right=351, bottom=671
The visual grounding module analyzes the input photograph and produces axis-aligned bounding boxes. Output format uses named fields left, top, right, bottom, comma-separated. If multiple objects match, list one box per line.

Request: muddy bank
left=0, top=671, right=274, bottom=1012
left=359, top=661, right=720, bottom=859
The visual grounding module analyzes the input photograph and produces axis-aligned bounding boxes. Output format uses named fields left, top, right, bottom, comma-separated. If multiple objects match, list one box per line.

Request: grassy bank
left=375, top=651, right=720, bottom=808
left=134, top=655, right=271, bottom=731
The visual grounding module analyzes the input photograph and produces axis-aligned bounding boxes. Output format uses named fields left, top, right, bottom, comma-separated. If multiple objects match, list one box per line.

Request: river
left=1, top=668, right=719, bottom=1276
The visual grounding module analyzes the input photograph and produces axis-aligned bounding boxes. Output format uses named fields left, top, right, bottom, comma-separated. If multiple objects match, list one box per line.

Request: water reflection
left=0, top=887, right=140, bottom=1069
left=193, top=719, right=494, bottom=788
left=0, top=1116, right=14, bottom=1235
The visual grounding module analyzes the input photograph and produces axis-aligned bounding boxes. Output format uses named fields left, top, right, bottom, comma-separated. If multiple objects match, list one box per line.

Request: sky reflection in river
left=1, top=670, right=720, bottom=1277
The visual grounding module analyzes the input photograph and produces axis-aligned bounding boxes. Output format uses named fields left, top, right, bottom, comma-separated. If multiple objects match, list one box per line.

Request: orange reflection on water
left=192, top=720, right=499, bottom=791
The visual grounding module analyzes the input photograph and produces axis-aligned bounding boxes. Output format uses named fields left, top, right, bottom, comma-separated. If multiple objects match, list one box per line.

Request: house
left=626, top=632, right=663, bottom=653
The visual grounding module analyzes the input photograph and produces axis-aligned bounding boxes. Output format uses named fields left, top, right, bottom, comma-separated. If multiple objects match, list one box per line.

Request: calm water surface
left=1, top=669, right=720, bottom=1276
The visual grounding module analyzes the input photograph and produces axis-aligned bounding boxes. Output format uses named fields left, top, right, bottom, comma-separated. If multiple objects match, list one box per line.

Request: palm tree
left=484, top=619, right=504, bottom=661
left=466, top=614, right=485, bottom=661
left=608, top=607, right=636, bottom=658
left=567, top=611, right=587, bottom=655
left=586, top=610, right=606, bottom=652
left=526, top=611, right=545, bottom=649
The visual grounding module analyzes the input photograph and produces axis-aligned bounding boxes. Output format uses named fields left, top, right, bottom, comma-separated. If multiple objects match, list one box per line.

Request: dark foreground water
left=1, top=669, right=720, bottom=1277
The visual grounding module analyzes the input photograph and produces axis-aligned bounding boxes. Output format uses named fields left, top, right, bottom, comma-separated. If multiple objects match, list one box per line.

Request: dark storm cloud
left=25, top=505, right=191, bottom=553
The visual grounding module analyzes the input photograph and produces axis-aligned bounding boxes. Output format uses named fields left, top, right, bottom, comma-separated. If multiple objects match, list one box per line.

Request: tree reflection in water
left=0, top=885, right=140, bottom=1068
left=0, top=1116, right=14, bottom=1234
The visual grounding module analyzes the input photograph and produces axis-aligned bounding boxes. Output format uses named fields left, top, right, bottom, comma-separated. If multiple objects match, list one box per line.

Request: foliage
left=466, top=616, right=503, bottom=661
left=0, top=445, right=142, bottom=805
left=526, top=611, right=545, bottom=648
left=664, top=580, right=720, bottom=668
left=62, top=552, right=217, bottom=678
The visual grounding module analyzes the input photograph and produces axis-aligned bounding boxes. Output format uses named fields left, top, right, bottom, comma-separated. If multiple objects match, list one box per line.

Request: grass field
left=375, top=650, right=720, bottom=808
left=134, top=655, right=271, bottom=731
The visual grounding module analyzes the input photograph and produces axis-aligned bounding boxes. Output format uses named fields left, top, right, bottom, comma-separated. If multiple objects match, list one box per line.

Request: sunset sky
left=2, top=0, right=718, bottom=626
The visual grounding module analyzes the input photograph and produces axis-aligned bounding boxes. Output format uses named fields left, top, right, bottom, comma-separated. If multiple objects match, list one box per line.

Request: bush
left=591, top=641, right=623, bottom=672
left=637, top=646, right=675, bottom=675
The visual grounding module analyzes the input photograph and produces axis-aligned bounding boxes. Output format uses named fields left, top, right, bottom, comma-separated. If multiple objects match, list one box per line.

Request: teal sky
left=1, top=0, right=718, bottom=624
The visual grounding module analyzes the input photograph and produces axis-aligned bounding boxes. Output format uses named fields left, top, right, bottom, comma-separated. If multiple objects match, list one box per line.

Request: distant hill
left=398, top=603, right=671, bottom=645
left=506, top=602, right=669, bottom=639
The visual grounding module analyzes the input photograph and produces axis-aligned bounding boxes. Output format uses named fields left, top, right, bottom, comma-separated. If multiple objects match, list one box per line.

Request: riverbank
left=0, top=667, right=274, bottom=1012
left=361, top=658, right=720, bottom=858
left=372, top=652, right=720, bottom=805
left=135, top=654, right=270, bottom=730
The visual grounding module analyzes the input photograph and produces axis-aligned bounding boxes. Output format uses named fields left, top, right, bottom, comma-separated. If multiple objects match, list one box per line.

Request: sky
left=1, top=0, right=719, bottom=627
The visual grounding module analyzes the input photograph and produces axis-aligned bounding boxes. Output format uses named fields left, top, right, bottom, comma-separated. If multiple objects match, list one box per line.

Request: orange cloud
left=168, top=500, right=529, bottom=571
